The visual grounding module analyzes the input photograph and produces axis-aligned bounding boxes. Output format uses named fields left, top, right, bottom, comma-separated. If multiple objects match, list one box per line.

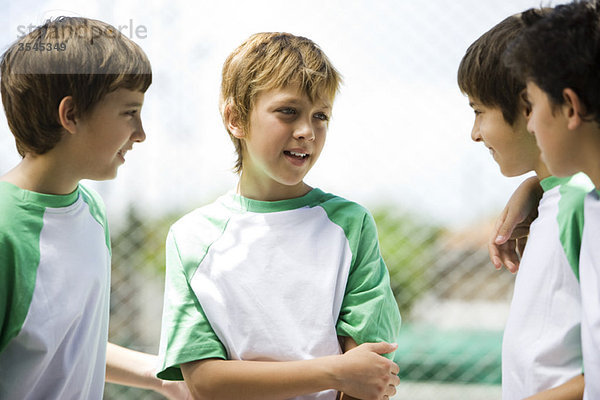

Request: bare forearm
left=182, top=341, right=399, bottom=400
left=339, top=336, right=360, bottom=400
left=525, top=374, right=584, bottom=400
left=105, top=342, right=162, bottom=392
left=182, top=357, right=338, bottom=400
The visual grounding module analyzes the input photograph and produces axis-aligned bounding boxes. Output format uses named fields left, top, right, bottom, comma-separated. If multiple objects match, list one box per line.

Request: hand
left=336, top=342, right=400, bottom=400
left=156, top=379, right=193, bottom=400
left=489, top=176, right=542, bottom=273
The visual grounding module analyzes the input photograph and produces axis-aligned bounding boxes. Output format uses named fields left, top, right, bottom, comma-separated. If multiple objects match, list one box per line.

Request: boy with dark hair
left=458, top=9, right=590, bottom=400
left=503, top=2, right=600, bottom=398
left=0, top=17, right=189, bottom=399
left=157, top=32, right=401, bottom=400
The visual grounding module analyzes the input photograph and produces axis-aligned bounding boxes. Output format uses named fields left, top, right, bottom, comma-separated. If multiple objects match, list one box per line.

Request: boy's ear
left=224, top=104, right=245, bottom=139
left=519, top=90, right=532, bottom=118
left=562, top=88, right=585, bottom=130
left=57, top=96, right=78, bottom=134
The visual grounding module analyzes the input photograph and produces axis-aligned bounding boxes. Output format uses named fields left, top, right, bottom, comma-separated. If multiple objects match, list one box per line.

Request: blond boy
left=157, top=32, right=401, bottom=400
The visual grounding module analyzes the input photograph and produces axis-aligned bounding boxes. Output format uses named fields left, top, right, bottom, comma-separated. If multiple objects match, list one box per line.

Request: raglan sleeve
left=336, top=209, right=401, bottom=359
left=0, top=231, right=16, bottom=354
left=156, top=228, right=227, bottom=380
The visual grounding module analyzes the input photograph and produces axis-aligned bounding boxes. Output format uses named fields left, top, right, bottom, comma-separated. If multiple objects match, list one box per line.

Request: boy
left=0, top=17, right=188, bottom=399
left=503, top=2, right=600, bottom=399
left=157, top=32, right=401, bottom=400
left=458, top=9, right=590, bottom=399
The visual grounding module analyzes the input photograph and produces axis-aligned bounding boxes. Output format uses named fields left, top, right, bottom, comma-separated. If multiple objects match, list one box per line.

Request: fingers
left=384, top=375, right=399, bottom=398
left=495, top=209, right=522, bottom=245
left=489, top=235, right=520, bottom=273
left=488, top=239, right=503, bottom=270
left=362, top=342, right=398, bottom=355
left=390, top=372, right=400, bottom=386
left=517, top=237, right=527, bottom=258
left=497, top=240, right=520, bottom=273
left=493, top=206, right=509, bottom=245
left=390, top=361, right=399, bottom=376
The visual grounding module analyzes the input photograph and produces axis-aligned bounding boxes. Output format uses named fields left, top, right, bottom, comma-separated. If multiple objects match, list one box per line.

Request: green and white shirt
left=157, top=188, right=401, bottom=400
left=0, top=182, right=111, bottom=400
left=502, top=174, right=592, bottom=400
left=580, top=188, right=600, bottom=400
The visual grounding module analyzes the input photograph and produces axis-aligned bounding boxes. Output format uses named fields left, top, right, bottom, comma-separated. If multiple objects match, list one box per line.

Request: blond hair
left=219, top=32, right=341, bottom=173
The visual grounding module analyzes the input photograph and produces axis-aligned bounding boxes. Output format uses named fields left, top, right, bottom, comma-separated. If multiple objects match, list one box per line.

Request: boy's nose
left=133, top=122, right=146, bottom=143
left=471, top=124, right=482, bottom=142
left=294, top=120, right=315, bottom=141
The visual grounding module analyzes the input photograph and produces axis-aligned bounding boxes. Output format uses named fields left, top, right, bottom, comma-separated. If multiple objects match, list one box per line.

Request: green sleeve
left=557, top=174, right=594, bottom=280
left=157, top=229, right=227, bottom=380
left=0, top=210, right=43, bottom=354
left=332, top=206, right=402, bottom=358
left=79, top=185, right=111, bottom=255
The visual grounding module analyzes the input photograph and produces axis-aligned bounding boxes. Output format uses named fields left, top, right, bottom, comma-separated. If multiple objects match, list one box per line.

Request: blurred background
left=1, top=0, right=567, bottom=398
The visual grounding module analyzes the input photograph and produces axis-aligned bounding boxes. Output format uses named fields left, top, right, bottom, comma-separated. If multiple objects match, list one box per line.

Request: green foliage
left=110, top=207, right=181, bottom=276
left=372, top=206, right=445, bottom=316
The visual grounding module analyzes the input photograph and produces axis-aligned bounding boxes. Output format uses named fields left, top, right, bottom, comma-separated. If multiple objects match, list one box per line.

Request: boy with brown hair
left=157, top=32, right=401, bottom=400
left=458, top=9, right=590, bottom=400
left=500, top=1, right=600, bottom=398
left=0, top=17, right=189, bottom=399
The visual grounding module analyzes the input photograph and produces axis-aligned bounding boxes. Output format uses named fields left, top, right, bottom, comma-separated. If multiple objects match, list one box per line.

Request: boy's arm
left=180, top=341, right=399, bottom=400
left=106, top=342, right=192, bottom=400
left=524, top=374, right=584, bottom=400
left=335, top=209, right=401, bottom=350
left=489, top=176, right=543, bottom=272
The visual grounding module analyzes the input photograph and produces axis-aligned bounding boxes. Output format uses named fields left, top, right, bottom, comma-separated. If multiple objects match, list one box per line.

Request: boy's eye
left=314, top=112, right=329, bottom=122
left=473, top=109, right=482, bottom=116
left=277, top=107, right=296, bottom=115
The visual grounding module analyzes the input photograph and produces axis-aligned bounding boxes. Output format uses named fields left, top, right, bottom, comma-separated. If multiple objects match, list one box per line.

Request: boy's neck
left=583, top=127, right=600, bottom=189
left=569, top=123, right=600, bottom=190
left=1, top=153, right=80, bottom=195
left=583, top=159, right=600, bottom=190
left=236, top=176, right=312, bottom=202
left=534, top=159, right=551, bottom=181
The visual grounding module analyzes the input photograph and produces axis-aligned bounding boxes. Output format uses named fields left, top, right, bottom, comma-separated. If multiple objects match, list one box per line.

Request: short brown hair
left=505, top=1, right=600, bottom=126
left=457, top=9, right=549, bottom=125
left=219, top=32, right=341, bottom=173
left=0, top=17, right=152, bottom=157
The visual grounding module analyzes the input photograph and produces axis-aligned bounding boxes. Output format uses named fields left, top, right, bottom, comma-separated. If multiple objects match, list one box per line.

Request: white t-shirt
left=502, top=175, right=590, bottom=399
left=157, top=188, right=401, bottom=400
left=580, top=188, right=600, bottom=400
left=0, top=182, right=111, bottom=400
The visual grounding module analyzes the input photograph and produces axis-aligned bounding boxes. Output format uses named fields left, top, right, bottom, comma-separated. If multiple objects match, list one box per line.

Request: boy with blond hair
left=0, top=17, right=189, bottom=399
left=458, top=9, right=590, bottom=400
left=502, top=1, right=600, bottom=398
left=157, top=32, right=401, bottom=400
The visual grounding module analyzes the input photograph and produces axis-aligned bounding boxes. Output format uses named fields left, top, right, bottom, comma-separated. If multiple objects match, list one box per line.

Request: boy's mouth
left=117, top=147, right=130, bottom=161
left=284, top=150, right=309, bottom=159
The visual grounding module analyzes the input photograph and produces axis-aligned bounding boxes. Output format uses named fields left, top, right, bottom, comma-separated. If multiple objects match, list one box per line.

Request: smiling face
left=234, top=85, right=331, bottom=201
left=73, top=88, right=146, bottom=180
left=468, top=96, right=541, bottom=177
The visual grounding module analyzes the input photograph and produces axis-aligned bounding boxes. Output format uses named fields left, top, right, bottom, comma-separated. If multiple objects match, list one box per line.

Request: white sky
left=0, top=0, right=567, bottom=229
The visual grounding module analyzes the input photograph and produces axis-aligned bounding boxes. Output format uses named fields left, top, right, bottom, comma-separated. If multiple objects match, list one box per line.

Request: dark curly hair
left=504, top=1, right=600, bottom=125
